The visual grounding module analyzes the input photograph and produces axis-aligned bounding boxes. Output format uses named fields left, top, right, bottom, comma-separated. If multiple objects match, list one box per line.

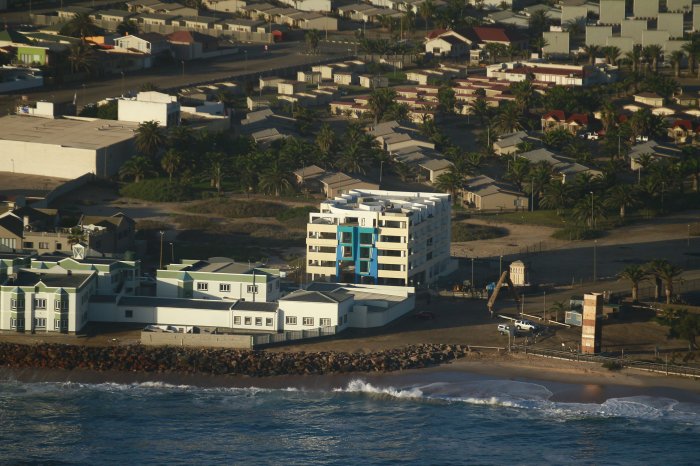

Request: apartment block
left=306, top=190, right=455, bottom=287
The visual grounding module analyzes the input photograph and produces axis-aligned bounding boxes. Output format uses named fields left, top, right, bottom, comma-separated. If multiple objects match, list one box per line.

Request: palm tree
left=539, top=180, right=570, bottom=215
left=368, top=88, right=397, bottom=124
left=168, top=125, right=193, bottom=151
left=493, top=102, right=524, bottom=135
left=484, top=42, right=507, bottom=64
left=681, top=36, right=700, bottom=77
left=657, top=262, right=684, bottom=305
left=528, top=161, right=553, bottom=209
left=669, top=50, right=685, bottom=78
left=60, top=12, right=101, bottom=41
left=642, top=44, right=663, bottom=73
left=563, top=18, right=584, bottom=37
left=259, top=160, right=292, bottom=196
left=601, top=45, right=621, bottom=66
left=681, top=151, right=700, bottom=192
left=67, top=227, right=87, bottom=246
left=161, top=149, right=182, bottom=182
left=434, top=166, right=466, bottom=204
left=618, top=265, right=649, bottom=302
left=337, top=140, right=369, bottom=174
left=469, top=96, right=493, bottom=126
left=583, top=44, right=600, bottom=65
left=623, top=45, right=642, bottom=73
left=549, top=300, right=567, bottom=322
left=511, top=79, right=536, bottom=114
left=305, top=29, right=321, bottom=54
left=135, top=121, right=165, bottom=159
left=605, top=184, right=639, bottom=220
left=506, top=158, right=530, bottom=191
left=418, top=0, right=435, bottom=35
left=315, top=123, right=336, bottom=164
left=119, top=155, right=152, bottom=183
left=204, top=151, right=226, bottom=194
left=67, top=42, right=95, bottom=74
left=645, top=259, right=669, bottom=302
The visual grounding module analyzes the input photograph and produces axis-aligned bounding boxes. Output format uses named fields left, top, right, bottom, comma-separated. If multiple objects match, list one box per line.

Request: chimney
left=23, top=216, right=29, bottom=229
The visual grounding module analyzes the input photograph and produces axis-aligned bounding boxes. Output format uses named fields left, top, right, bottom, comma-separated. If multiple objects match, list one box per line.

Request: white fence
left=252, top=326, right=338, bottom=348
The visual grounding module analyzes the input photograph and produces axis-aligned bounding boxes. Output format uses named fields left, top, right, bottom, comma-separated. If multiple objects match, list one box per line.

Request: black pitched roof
left=231, top=301, right=278, bottom=312
left=118, top=296, right=235, bottom=310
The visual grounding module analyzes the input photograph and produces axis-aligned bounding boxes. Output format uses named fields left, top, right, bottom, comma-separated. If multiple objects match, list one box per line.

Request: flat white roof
left=0, top=115, right=138, bottom=150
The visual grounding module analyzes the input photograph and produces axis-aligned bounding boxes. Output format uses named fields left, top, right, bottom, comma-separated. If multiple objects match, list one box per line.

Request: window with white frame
left=54, top=300, right=68, bottom=311
left=34, top=318, right=46, bottom=328
left=320, top=318, right=331, bottom=327
left=219, top=283, right=231, bottom=292
left=244, top=317, right=252, bottom=325
left=10, top=318, right=24, bottom=329
left=255, top=317, right=262, bottom=326
left=303, top=317, right=314, bottom=326
left=234, top=316, right=241, bottom=325
left=266, top=318, right=273, bottom=327
left=247, top=285, right=258, bottom=294
left=197, top=282, right=208, bottom=291
left=285, top=316, right=297, bottom=325
left=34, top=298, right=47, bottom=309
left=10, top=298, right=24, bottom=310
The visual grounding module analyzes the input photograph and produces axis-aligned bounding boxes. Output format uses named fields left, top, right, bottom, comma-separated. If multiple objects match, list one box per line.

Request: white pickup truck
left=514, top=319, right=537, bottom=332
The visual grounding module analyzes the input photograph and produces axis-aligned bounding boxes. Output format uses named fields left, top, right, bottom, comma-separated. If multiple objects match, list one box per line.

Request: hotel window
left=285, top=316, right=297, bottom=325
left=34, top=318, right=46, bottom=329
left=219, top=283, right=231, bottom=292
left=255, top=317, right=262, bottom=326
left=10, top=298, right=24, bottom=310
left=197, top=282, right=208, bottom=291
left=39, top=242, right=49, bottom=249
left=247, top=285, right=258, bottom=294
left=125, top=310, right=133, bottom=318
left=320, top=318, right=331, bottom=327
left=234, top=316, right=241, bottom=325
left=266, top=318, right=273, bottom=327
left=23, top=242, right=34, bottom=249
left=54, top=320, right=62, bottom=330
left=303, top=317, right=314, bottom=326
left=245, top=317, right=252, bottom=325
left=34, top=298, right=47, bottom=310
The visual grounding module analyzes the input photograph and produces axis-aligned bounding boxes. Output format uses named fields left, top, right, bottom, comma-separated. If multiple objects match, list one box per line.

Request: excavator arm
left=486, top=270, right=521, bottom=314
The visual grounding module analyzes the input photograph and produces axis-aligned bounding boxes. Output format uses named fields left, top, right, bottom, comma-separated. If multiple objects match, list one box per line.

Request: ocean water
left=1, top=371, right=699, bottom=465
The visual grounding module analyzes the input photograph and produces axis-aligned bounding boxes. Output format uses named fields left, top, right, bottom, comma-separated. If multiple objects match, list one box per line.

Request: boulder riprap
left=0, top=343, right=473, bottom=377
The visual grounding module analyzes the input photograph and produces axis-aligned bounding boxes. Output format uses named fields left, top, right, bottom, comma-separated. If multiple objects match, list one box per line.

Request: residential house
left=166, top=30, right=219, bottom=60
left=424, top=30, right=472, bottom=57
left=297, top=70, right=322, bottom=84
left=668, top=119, right=698, bottom=144
left=492, top=130, right=529, bottom=156
left=470, top=26, right=528, bottom=50
left=634, top=92, right=665, bottom=108
left=358, top=75, right=388, bottom=89
left=541, top=110, right=589, bottom=135
left=518, top=148, right=602, bottom=183
left=461, top=175, right=528, bottom=211
left=277, top=80, right=306, bottom=95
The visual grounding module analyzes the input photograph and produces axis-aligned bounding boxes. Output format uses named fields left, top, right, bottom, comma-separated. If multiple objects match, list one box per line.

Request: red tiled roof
left=543, top=110, right=566, bottom=121
left=426, top=28, right=447, bottom=39
left=472, top=26, right=523, bottom=43
left=567, top=113, right=589, bottom=125
left=167, top=30, right=218, bottom=44
left=672, top=119, right=693, bottom=130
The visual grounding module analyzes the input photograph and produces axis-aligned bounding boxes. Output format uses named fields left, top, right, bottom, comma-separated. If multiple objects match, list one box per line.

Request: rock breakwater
left=0, top=343, right=475, bottom=377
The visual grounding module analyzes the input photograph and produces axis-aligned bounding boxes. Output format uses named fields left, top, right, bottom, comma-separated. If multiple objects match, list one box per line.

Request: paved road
left=14, top=41, right=351, bottom=110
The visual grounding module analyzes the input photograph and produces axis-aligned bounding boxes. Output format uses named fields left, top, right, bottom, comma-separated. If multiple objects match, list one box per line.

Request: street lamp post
left=159, top=231, right=165, bottom=269
left=170, top=242, right=175, bottom=263
left=593, top=239, right=597, bottom=282
left=590, top=191, right=594, bottom=230
left=379, top=160, right=384, bottom=187
left=471, top=257, right=474, bottom=290
left=120, top=71, right=125, bottom=97
left=181, top=60, right=185, bottom=77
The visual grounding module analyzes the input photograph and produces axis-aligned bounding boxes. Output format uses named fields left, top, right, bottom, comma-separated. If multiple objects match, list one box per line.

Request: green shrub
left=451, top=223, right=508, bottom=242
left=551, top=227, right=602, bottom=241
left=602, top=360, right=623, bottom=371
left=120, top=179, right=195, bottom=202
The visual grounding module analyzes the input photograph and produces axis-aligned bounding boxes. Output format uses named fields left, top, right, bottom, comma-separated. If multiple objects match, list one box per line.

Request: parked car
left=514, top=319, right=537, bottom=331
left=497, top=324, right=512, bottom=335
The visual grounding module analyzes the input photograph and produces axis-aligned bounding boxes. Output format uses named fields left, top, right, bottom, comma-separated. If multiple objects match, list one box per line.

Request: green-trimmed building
left=0, top=270, right=96, bottom=333
left=156, top=259, right=281, bottom=302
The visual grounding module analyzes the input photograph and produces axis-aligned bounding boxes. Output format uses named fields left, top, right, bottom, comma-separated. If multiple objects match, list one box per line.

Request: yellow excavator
left=486, top=270, right=521, bottom=317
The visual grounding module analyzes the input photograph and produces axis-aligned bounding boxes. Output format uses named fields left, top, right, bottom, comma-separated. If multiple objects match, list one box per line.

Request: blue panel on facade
left=335, top=225, right=378, bottom=284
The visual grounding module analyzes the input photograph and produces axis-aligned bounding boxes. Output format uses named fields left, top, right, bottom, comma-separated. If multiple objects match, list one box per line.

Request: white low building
left=117, top=91, right=181, bottom=127
left=0, top=115, right=137, bottom=179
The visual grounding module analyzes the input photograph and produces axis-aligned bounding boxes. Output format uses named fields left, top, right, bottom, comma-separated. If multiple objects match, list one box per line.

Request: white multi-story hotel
left=306, top=190, right=456, bottom=287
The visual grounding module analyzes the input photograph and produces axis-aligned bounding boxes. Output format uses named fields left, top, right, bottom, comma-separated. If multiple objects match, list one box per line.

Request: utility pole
left=593, top=239, right=597, bottom=282
left=159, top=231, right=165, bottom=269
